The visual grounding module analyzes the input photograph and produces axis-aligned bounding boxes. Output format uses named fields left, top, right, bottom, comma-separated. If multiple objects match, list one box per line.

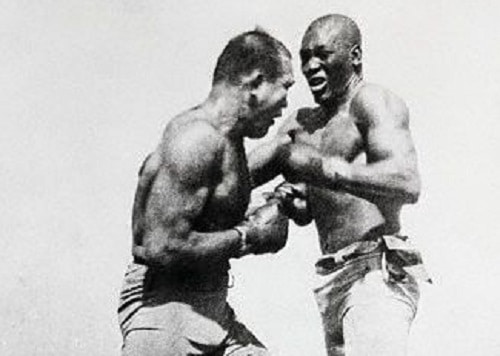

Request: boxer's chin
left=311, top=85, right=330, bottom=104
left=247, top=127, right=268, bottom=139
left=247, top=123, right=271, bottom=139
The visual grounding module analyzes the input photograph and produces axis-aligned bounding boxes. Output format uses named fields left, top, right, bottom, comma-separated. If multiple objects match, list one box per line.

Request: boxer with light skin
left=250, top=14, right=429, bottom=356
left=118, top=30, right=294, bottom=356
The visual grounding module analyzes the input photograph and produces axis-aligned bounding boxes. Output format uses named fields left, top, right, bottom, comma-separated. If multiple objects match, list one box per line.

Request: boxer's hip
left=314, top=235, right=431, bottom=283
left=118, top=261, right=233, bottom=339
left=313, top=235, right=430, bottom=325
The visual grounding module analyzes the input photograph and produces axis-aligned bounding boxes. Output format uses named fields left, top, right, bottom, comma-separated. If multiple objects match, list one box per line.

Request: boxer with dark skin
left=249, top=15, right=425, bottom=356
left=118, top=30, right=294, bottom=356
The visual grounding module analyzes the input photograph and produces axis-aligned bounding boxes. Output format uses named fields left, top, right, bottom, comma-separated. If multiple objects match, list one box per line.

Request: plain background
left=1, top=0, right=499, bottom=355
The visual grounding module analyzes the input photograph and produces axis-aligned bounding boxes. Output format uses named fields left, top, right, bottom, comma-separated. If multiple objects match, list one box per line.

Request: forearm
left=248, top=140, right=282, bottom=188
left=320, top=158, right=421, bottom=204
left=137, top=227, right=243, bottom=268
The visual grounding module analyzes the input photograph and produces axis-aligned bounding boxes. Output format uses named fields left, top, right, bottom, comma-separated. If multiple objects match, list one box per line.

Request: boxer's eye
left=315, top=49, right=334, bottom=61
left=300, top=50, right=312, bottom=63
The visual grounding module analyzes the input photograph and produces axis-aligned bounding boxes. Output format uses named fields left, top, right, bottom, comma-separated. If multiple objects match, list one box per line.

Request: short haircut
left=213, top=30, right=291, bottom=85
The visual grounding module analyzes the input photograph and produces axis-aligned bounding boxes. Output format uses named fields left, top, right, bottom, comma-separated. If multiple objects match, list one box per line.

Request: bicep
left=365, top=121, right=418, bottom=169
left=146, top=168, right=209, bottom=233
left=141, top=127, right=220, bottom=254
left=142, top=165, right=211, bottom=256
left=132, top=151, right=162, bottom=240
left=356, top=90, right=418, bottom=170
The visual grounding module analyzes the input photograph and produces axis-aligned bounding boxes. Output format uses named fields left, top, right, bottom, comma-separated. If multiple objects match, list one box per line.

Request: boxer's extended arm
left=248, top=139, right=282, bottom=187
left=248, top=114, right=295, bottom=188
left=133, top=126, right=243, bottom=269
left=248, top=113, right=312, bottom=225
left=283, top=85, right=420, bottom=204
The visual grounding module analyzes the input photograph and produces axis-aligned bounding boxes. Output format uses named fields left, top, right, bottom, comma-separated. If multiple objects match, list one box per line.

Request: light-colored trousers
left=314, top=247, right=422, bottom=356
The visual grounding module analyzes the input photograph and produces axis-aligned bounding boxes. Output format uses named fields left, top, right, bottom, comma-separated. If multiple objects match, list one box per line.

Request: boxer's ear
left=244, top=70, right=264, bottom=108
left=242, top=69, right=264, bottom=91
left=248, top=92, right=258, bottom=109
left=249, top=73, right=264, bottom=90
left=350, top=44, right=362, bottom=67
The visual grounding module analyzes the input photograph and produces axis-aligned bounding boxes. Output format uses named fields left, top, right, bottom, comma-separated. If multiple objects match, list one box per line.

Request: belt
left=315, top=240, right=382, bottom=274
left=315, top=235, right=432, bottom=283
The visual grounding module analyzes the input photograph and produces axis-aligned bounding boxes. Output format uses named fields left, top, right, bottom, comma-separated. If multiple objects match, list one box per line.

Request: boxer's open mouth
left=308, top=77, right=327, bottom=92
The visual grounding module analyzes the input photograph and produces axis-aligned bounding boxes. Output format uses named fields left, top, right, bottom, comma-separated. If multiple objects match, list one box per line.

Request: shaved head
left=300, top=14, right=363, bottom=104
left=303, top=14, right=361, bottom=50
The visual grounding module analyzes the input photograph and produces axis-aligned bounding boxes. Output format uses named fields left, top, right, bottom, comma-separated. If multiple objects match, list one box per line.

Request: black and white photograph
left=1, top=1, right=499, bottom=355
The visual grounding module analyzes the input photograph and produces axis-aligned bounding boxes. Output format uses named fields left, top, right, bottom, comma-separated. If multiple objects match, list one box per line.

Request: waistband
left=315, top=240, right=382, bottom=275
left=130, top=258, right=232, bottom=291
left=315, top=235, right=432, bottom=283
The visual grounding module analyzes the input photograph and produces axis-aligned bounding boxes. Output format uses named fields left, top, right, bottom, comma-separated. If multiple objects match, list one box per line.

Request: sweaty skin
left=249, top=19, right=420, bottom=255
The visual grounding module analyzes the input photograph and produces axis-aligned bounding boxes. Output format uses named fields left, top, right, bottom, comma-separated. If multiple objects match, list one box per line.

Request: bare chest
left=201, top=143, right=251, bottom=229
left=295, top=110, right=364, bottom=162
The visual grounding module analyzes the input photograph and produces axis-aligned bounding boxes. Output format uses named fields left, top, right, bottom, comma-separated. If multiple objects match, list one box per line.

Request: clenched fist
left=271, top=182, right=312, bottom=226
left=278, top=142, right=323, bottom=183
left=235, top=199, right=289, bottom=255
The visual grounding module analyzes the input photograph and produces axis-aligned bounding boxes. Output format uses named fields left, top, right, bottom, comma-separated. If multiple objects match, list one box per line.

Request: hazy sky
left=1, top=1, right=499, bottom=355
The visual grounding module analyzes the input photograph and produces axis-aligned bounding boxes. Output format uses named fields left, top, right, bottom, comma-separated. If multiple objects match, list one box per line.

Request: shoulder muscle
left=161, top=119, right=224, bottom=187
left=352, top=83, right=409, bottom=130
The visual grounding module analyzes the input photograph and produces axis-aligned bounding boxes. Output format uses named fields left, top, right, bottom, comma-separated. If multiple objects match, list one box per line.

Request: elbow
left=386, top=167, right=420, bottom=204
left=144, top=250, right=177, bottom=268
left=135, top=233, right=184, bottom=269
left=134, top=247, right=179, bottom=269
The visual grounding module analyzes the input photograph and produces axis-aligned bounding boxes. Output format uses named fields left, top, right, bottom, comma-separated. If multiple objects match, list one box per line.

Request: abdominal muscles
left=310, top=187, right=390, bottom=253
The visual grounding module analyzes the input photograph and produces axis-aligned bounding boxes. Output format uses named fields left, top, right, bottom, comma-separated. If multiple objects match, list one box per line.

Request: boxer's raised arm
left=281, top=85, right=420, bottom=205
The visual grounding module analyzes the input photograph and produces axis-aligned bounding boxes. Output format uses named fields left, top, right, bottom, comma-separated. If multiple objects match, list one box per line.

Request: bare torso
left=191, top=130, right=251, bottom=232
left=287, top=85, right=402, bottom=253
left=132, top=107, right=252, bottom=270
